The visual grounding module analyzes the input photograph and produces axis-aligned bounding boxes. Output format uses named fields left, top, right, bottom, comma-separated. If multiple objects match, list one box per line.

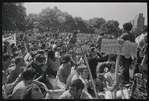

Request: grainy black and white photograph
left=2, top=2, right=147, bottom=99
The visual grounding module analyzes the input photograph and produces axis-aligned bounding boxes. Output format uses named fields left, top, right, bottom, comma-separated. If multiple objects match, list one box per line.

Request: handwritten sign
left=100, top=39, right=138, bottom=58
left=72, top=34, right=99, bottom=55
left=3, top=33, right=16, bottom=45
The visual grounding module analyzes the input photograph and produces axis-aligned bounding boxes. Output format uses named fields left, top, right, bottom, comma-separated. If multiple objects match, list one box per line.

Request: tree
left=26, top=13, right=39, bottom=30
left=100, top=20, right=120, bottom=38
left=2, top=3, right=27, bottom=31
left=74, top=17, right=87, bottom=33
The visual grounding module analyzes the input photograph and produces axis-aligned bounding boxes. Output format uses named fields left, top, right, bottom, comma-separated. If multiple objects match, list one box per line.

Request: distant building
left=129, top=13, right=145, bottom=30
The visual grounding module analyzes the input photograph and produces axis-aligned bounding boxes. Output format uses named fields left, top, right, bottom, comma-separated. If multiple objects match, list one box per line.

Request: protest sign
left=100, top=39, right=138, bottom=58
left=3, top=33, right=16, bottom=45
left=72, top=34, right=99, bottom=55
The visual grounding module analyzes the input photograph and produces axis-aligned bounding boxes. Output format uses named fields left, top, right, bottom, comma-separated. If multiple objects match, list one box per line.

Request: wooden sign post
left=84, top=54, right=98, bottom=98
left=113, top=55, right=120, bottom=99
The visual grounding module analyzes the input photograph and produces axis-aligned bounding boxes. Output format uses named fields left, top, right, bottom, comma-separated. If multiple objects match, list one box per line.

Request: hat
left=61, top=55, right=71, bottom=63
left=35, top=54, right=46, bottom=63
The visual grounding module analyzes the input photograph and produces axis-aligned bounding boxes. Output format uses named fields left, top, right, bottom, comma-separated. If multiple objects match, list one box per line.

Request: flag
left=3, top=33, right=16, bottom=45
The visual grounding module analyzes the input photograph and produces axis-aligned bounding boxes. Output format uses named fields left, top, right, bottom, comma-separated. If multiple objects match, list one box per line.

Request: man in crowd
left=12, top=68, right=37, bottom=99
left=71, top=65, right=89, bottom=92
left=104, top=61, right=130, bottom=99
left=59, top=79, right=93, bottom=99
left=119, top=22, right=135, bottom=83
left=87, top=47, right=105, bottom=80
left=56, top=55, right=72, bottom=85
left=7, top=57, right=26, bottom=84
left=27, top=54, right=52, bottom=89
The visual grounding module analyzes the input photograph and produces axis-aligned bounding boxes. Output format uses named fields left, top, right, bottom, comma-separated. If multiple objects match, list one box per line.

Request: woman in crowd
left=46, top=50, right=61, bottom=77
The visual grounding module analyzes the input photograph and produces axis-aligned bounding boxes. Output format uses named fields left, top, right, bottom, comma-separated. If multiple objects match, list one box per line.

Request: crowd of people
left=2, top=22, right=147, bottom=99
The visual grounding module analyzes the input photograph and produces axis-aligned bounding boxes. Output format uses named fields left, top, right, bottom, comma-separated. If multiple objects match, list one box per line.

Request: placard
left=100, top=39, right=138, bottom=58
left=3, top=33, right=16, bottom=45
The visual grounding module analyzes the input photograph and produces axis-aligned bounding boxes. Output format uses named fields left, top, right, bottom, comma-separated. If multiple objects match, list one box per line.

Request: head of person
left=21, top=84, right=44, bottom=99
left=11, top=43, right=15, bottom=49
left=61, top=54, right=71, bottom=64
left=90, top=47, right=97, bottom=56
left=34, top=54, right=46, bottom=66
left=41, top=43, right=46, bottom=49
left=142, top=26, right=147, bottom=34
left=60, top=50, right=66, bottom=57
left=21, top=46, right=25, bottom=52
left=107, top=61, right=116, bottom=73
left=15, top=57, right=26, bottom=67
left=47, top=50, right=55, bottom=61
left=76, top=65, right=89, bottom=79
left=52, top=45, right=57, bottom=51
left=3, top=53, right=11, bottom=62
left=37, top=50, right=45, bottom=56
left=30, top=51, right=37, bottom=60
left=96, top=62, right=110, bottom=79
left=17, top=44, right=21, bottom=50
left=69, top=79, right=85, bottom=98
left=122, top=22, right=133, bottom=32
left=73, top=30, right=78, bottom=36
left=11, top=47, right=17, bottom=54
left=22, top=68, right=37, bottom=82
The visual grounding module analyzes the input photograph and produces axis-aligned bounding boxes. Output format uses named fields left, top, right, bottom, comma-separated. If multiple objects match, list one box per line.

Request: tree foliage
left=2, top=3, right=27, bottom=31
left=3, top=4, right=122, bottom=38
left=100, top=20, right=121, bottom=37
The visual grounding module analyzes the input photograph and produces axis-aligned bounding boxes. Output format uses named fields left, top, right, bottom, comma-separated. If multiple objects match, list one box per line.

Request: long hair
left=47, top=50, right=55, bottom=61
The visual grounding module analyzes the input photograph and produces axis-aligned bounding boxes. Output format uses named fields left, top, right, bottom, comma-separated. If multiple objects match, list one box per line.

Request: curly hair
left=123, top=22, right=132, bottom=32
left=70, top=79, right=85, bottom=90
left=22, top=68, right=37, bottom=81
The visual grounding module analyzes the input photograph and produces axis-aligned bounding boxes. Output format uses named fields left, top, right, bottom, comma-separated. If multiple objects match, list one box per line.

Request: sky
left=23, top=2, right=147, bottom=28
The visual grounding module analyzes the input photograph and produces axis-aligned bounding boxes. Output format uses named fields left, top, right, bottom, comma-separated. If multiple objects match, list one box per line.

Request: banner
left=3, top=33, right=16, bottom=45
left=100, top=39, right=138, bottom=58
